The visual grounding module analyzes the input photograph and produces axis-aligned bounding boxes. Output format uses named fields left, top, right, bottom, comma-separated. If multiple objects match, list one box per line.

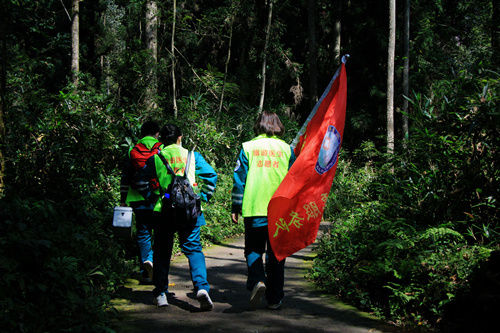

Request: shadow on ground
left=111, top=227, right=410, bottom=333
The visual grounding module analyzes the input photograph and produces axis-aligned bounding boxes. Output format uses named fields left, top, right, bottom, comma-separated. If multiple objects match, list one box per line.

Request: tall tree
left=387, top=0, right=396, bottom=154
left=493, top=0, right=499, bottom=67
left=258, top=0, right=273, bottom=112
left=334, top=0, right=342, bottom=64
left=218, top=13, right=234, bottom=115
left=402, top=0, right=410, bottom=141
left=71, top=0, right=80, bottom=87
left=0, top=15, right=5, bottom=196
left=307, top=0, right=318, bottom=104
left=171, top=0, right=178, bottom=118
left=145, top=0, right=158, bottom=111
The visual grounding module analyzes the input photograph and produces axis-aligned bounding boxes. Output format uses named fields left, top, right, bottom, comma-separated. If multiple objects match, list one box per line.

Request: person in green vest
left=231, top=111, right=296, bottom=310
left=120, top=120, right=162, bottom=284
left=135, top=124, right=217, bottom=310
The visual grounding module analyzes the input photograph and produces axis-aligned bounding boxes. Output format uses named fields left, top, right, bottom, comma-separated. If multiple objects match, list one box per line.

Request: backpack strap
left=156, top=151, right=195, bottom=203
left=152, top=141, right=162, bottom=151
left=185, top=151, right=193, bottom=176
left=134, top=141, right=161, bottom=153
left=157, top=151, right=193, bottom=177
left=157, top=152, right=176, bottom=177
left=132, top=142, right=146, bottom=153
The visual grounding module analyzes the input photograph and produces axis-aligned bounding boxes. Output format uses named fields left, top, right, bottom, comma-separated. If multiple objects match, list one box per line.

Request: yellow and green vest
left=153, top=144, right=196, bottom=213
left=242, top=134, right=291, bottom=217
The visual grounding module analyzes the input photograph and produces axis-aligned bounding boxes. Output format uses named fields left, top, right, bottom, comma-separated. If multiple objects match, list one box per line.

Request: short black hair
left=160, top=124, right=182, bottom=145
left=140, top=120, right=160, bottom=137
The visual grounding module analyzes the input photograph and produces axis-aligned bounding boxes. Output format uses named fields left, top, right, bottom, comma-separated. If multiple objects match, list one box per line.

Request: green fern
left=419, top=227, right=464, bottom=243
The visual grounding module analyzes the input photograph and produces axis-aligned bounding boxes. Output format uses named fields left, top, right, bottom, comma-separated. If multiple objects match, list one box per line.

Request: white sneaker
left=249, top=281, right=266, bottom=307
left=196, top=289, right=213, bottom=311
left=155, top=293, right=168, bottom=307
left=143, top=260, right=153, bottom=283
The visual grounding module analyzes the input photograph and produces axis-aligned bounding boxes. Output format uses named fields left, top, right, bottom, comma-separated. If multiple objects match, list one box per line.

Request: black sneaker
left=267, top=299, right=283, bottom=310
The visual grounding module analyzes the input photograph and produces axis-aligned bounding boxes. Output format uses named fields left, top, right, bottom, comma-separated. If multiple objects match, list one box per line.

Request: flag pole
left=291, top=54, right=350, bottom=150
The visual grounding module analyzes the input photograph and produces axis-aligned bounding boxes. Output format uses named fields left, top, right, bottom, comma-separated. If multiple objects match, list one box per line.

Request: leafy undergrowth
left=310, top=70, right=499, bottom=331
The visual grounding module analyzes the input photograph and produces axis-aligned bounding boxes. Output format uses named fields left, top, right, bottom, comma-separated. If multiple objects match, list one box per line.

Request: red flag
left=268, top=59, right=348, bottom=261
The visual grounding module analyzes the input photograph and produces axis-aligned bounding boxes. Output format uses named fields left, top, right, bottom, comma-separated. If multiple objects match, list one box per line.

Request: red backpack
left=130, top=141, right=162, bottom=189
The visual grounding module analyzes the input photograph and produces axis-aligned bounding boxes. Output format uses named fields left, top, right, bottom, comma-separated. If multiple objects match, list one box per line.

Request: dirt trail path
left=112, top=224, right=399, bottom=333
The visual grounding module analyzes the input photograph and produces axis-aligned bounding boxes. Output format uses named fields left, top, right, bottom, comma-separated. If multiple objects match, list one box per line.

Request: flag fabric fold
left=267, top=60, right=348, bottom=261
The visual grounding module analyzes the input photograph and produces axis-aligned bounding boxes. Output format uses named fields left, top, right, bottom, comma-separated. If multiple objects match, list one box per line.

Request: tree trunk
left=218, top=15, right=234, bottom=115
left=71, top=0, right=80, bottom=87
left=402, top=0, right=410, bottom=141
left=258, top=0, right=273, bottom=112
left=171, top=0, right=178, bottom=118
left=493, top=0, right=500, bottom=67
left=307, top=0, right=318, bottom=104
left=0, top=34, right=5, bottom=196
left=145, top=0, right=158, bottom=112
left=387, top=0, right=396, bottom=154
left=334, top=0, right=342, bottom=64
left=100, top=12, right=109, bottom=95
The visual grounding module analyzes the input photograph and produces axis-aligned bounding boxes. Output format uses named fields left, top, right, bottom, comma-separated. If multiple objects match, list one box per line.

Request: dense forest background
left=0, top=0, right=498, bottom=332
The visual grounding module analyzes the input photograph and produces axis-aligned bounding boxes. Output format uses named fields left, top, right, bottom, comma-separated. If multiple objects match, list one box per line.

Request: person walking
left=136, top=124, right=217, bottom=310
left=120, top=120, right=162, bottom=283
left=231, top=111, right=296, bottom=310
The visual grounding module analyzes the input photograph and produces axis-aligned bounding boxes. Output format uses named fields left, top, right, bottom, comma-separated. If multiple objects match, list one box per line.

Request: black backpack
left=157, top=151, right=201, bottom=226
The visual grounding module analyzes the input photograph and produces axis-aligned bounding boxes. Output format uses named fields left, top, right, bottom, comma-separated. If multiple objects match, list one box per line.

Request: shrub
left=0, top=197, right=130, bottom=333
left=310, top=68, right=499, bottom=329
left=1, top=81, right=134, bottom=332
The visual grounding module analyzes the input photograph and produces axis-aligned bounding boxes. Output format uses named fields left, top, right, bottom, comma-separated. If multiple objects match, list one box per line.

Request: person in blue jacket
left=135, top=124, right=217, bottom=310
left=231, top=111, right=296, bottom=310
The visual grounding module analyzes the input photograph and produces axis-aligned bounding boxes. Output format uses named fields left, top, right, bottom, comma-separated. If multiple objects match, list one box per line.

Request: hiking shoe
left=196, top=289, right=214, bottom=311
left=143, top=260, right=153, bottom=283
left=155, top=293, right=168, bottom=307
left=266, top=299, right=283, bottom=310
left=249, top=281, right=266, bottom=307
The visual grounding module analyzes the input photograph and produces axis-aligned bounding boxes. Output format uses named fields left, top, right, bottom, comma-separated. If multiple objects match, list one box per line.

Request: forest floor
left=110, top=223, right=405, bottom=333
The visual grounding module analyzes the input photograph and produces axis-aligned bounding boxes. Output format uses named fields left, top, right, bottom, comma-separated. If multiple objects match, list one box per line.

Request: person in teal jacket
left=120, top=120, right=162, bottom=283
left=231, top=111, right=296, bottom=310
left=135, top=124, right=217, bottom=310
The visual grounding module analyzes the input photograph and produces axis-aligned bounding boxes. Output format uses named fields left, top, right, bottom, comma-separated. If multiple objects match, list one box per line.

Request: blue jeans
left=134, top=209, right=154, bottom=273
left=153, top=222, right=209, bottom=296
left=244, top=223, right=285, bottom=304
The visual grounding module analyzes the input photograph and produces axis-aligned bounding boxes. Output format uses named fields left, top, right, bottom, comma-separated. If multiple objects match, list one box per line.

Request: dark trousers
left=244, top=225, right=285, bottom=304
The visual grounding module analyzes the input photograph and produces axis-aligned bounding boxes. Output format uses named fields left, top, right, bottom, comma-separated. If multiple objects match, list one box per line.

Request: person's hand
left=231, top=212, right=239, bottom=224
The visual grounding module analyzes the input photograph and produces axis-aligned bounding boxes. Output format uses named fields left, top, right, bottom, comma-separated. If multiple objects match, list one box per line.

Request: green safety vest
left=126, top=136, right=162, bottom=205
left=242, top=134, right=291, bottom=217
left=153, top=144, right=196, bottom=212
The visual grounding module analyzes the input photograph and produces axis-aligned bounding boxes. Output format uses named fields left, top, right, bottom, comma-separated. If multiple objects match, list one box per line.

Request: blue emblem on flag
left=315, top=125, right=341, bottom=175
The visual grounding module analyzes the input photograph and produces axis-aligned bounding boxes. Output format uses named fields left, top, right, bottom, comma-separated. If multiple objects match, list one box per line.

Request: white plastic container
left=113, top=206, right=133, bottom=228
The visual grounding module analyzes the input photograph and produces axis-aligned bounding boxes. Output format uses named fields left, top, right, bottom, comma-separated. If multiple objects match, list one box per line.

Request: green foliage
left=0, top=196, right=130, bottom=333
left=1, top=78, right=138, bottom=331
left=2, top=0, right=496, bottom=331
left=203, top=170, right=244, bottom=244
left=311, top=67, right=499, bottom=328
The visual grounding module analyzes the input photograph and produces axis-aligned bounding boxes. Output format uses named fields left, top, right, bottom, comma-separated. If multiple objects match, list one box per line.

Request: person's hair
left=253, top=111, right=285, bottom=137
left=160, top=124, right=182, bottom=145
left=140, top=120, right=160, bottom=137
